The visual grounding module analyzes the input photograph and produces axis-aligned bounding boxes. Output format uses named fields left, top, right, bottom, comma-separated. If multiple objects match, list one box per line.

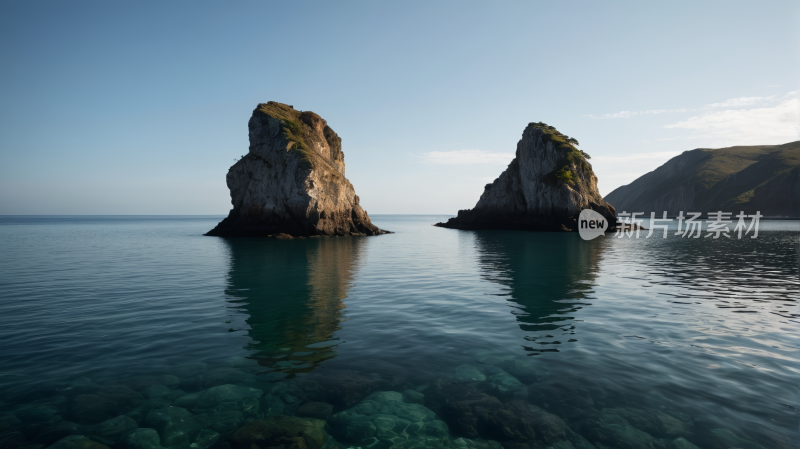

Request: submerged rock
left=424, top=379, right=504, bottom=439
left=485, top=370, right=524, bottom=396
left=523, top=405, right=569, bottom=444
left=67, top=387, right=144, bottom=424
left=193, top=410, right=243, bottom=434
left=169, top=363, right=208, bottom=381
left=294, top=402, right=333, bottom=421
left=402, top=390, right=425, bottom=405
left=601, top=408, right=690, bottom=439
left=576, top=412, right=662, bottom=449
left=143, top=407, right=201, bottom=449
left=502, top=359, right=548, bottom=385
left=527, top=383, right=599, bottom=422
left=206, top=102, right=389, bottom=237
left=477, top=400, right=569, bottom=445
left=454, top=365, right=486, bottom=382
left=564, top=428, right=598, bottom=449
left=259, top=393, right=296, bottom=417
left=696, top=428, right=766, bottom=449
left=90, top=415, right=138, bottom=445
left=171, top=393, right=201, bottom=410
left=59, top=377, right=103, bottom=395
left=280, top=369, right=387, bottom=409
left=452, top=437, right=504, bottom=449
left=189, top=429, right=219, bottom=449
left=142, top=386, right=172, bottom=400
left=425, top=379, right=570, bottom=446
left=539, top=442, right=576, bottom=449
left=0, top=429, right=27, bottom=449
left=47, top=435, right=109, bottom=449
left=140, top=398, right=172, bottom=410
left=667, top=437, right=701, bottom=449
left=435, top=123, right=616, bottom=232
left=29, top=421, right=92, bottom=446
left=327, top=391, right=449, bottom=448
left=118, top=428, right=163, bottom=449
left=195, top=384, right=263, bottom=409
left=17, top=406, right=59, bottom=424
left=0, top=414, right=21, bottom=433
left=228, top=415, right=328, bottom=449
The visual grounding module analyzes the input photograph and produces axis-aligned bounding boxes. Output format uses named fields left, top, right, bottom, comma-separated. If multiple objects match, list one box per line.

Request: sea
left=0, top=215, right=797, bottom=449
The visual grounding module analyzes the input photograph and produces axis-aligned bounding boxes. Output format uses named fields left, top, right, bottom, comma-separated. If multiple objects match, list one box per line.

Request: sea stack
left=435, top=122, right=617, bottom=232
left=206, top=102, right=388, bottom=237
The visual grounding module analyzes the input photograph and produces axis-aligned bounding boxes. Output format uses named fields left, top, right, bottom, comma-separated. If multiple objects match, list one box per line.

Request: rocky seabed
left=0, top=353, right=773, bottom=449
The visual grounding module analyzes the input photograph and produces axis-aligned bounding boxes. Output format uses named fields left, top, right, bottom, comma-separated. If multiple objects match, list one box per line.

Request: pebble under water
left=0, top=215, right=798, bottom=449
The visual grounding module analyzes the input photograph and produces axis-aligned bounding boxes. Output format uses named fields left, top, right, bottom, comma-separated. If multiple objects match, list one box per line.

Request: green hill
left=604, top=141, right=800, bottom=217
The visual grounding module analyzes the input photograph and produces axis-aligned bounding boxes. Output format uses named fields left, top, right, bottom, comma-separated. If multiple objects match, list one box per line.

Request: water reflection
left=630, top=231, right=799, bottom=313
left=474, top=232, right=606, bottom=354
left=222, top=237, right=365, bottom=377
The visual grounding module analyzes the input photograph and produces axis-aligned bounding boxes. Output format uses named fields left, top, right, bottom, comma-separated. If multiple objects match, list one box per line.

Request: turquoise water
left=0, top=215, right=797, bottom=449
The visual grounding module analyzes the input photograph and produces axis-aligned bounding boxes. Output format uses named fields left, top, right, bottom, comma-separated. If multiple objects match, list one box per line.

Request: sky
left=0, top=0, right=798, bottom=215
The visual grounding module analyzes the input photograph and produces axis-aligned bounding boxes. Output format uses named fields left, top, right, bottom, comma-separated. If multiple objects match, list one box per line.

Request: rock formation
left=605, top=141, right=800, bottom=217
left=435, top=122, right=616, bottom=232
left=206, top=102, right=388, bottom=237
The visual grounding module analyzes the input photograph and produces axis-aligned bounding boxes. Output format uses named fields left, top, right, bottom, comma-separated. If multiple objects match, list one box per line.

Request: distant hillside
left=604, top=141, right=800, bottom=217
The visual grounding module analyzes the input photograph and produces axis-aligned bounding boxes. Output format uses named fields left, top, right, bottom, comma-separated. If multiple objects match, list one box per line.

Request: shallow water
left=0, top=215, right=798, bottom=449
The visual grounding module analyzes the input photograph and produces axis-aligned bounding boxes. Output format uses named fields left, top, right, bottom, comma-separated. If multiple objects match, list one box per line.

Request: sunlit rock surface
left=207, top=102, right=388, bottom=237
left=436, top=123, right=616, bottom=232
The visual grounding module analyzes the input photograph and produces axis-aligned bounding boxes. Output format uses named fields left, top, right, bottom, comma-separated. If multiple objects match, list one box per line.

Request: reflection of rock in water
left=474, top=232, right=605, bottom=353
left=223, top=237, right=364, bottom=375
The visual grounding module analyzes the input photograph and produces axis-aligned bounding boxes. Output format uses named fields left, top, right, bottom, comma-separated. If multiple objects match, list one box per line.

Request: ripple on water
left=0, top=216, right=797, bottom=448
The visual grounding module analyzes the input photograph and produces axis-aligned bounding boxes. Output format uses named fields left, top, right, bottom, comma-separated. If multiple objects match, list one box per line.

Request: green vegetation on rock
left=256, top=102, right=315, bottom=168
left=530, top=122, right=590, bottom=186
left=554, top=166, right=579, bottom=184
left=255, top=102, right=347, bottom=177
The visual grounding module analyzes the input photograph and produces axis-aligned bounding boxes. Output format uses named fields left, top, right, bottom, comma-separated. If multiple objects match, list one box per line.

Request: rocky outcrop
left=435, top=122, right=616, bottom=232
left=207, top=102, right=388, bottom=237
left=604, top=141, right=800, bottom=217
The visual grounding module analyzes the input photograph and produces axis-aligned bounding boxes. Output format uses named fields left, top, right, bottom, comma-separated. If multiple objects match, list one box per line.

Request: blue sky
left=1, top=0, right=798, bottom=215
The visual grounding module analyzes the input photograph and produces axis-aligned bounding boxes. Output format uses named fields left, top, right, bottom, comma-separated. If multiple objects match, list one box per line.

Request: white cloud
left=586, top=90, right=799, bottom=194
left=594, top=111, right=637, bottom=119
left=584, top=108, right=694, bottom=119
left=704, top=96, right=772, bottom=108
left=421, top=149, right=514, bottom=165
left=664, top=98, right=799, bottom=145
left=586, top=91, right=796, bottom=120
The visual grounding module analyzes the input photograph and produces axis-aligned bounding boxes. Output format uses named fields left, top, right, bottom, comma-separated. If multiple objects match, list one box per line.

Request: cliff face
left=604, top=141, right=800, bottom=217
left=206, top=102, right=388, bottom=237
left=436, top=123, right=616, bottom=232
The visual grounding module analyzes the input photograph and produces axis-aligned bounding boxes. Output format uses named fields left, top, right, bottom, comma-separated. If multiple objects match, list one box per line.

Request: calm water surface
left=0, top=215, right=798, bottom=449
